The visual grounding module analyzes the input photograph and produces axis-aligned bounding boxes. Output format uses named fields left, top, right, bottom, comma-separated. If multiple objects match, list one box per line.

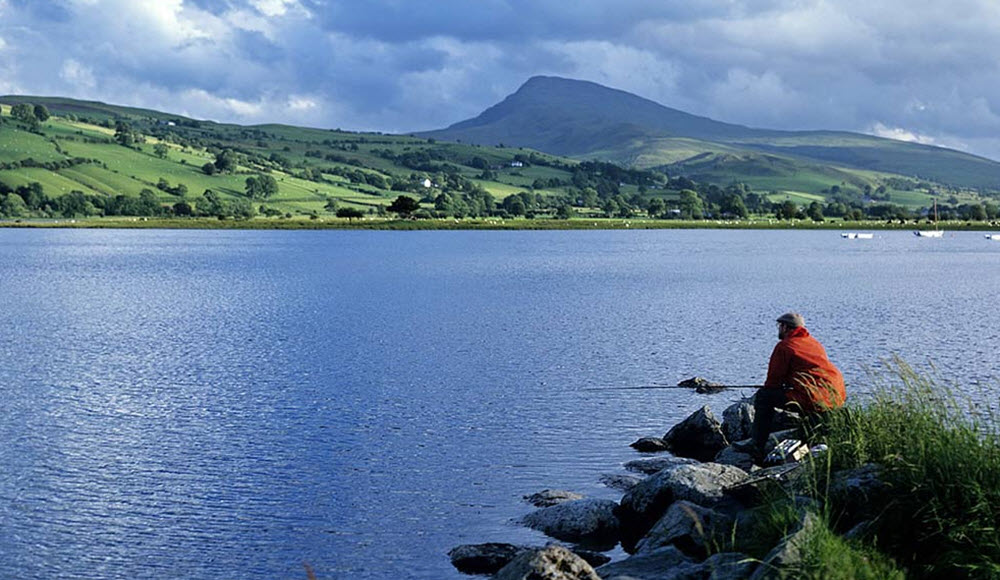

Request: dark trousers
left=751, top=387, right=790, bottom=449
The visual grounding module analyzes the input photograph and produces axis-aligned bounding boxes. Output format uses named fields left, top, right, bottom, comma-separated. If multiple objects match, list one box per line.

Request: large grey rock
left=635, top=500, right=734, bottom=558
left=447, top=543, right=609, bottom=574
left=617, top=463, right=748, bottom=551
left=596, top=546, right=696, bottom=580
left=721, top=401, right=755, bottom=444
left=521, top=499, right=620, bottom=547
left=747, top=511, right=821, bottom=580
left=663, top=406, right=729, bottom=462
left=631, top=437, right=670, bottom=452
left=625, top=456, right=698, bottom=475
left=600, top=473, right=645, bottom=492
left=571, top=548, right=613, bottom=568
left=842, top=519, right=876, bottom=542
left=724, top=462, right=808, bottom=506
left=701, top=552, right=757, bottom=579
left=714, top=446, right=755, bottom=472
left=495, top=545, right=601, bottom=580
left=448, top=543, right=527, bottom=574
left=828, top=463, right=890, bottom=528
left=525, top=489, right=585, bottom=507
left=599, top=552, right=754, bottom=580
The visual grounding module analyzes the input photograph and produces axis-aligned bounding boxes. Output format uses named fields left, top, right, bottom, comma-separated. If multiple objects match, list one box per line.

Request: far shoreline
left=1, top=217, right=998, bottom=232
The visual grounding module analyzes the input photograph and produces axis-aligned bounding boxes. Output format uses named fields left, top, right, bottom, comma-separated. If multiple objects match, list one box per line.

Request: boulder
left=843, top=519, right=876, bottom=542
left=713, top=446, right=755, bottom=471
left=828, top=463, right=890, bottom=529
left=747, top=511, right=820, bottom=580
left=521, top=499, right=620, bottom=548
left=495, top=545, right=601, bottom=580
left=573, top=548, right=613, bottom=568
left=677, top=376, right=727, bottom=394
left=525, top=489, right=585, bottom=508
left=598, top=551, right=754, bottom=580
left=635, top=500, right=734, bottom=558
left=617, top=463, right=748, bottom=551
left=724, top=463, right=808, bottom=505
left=700, top=552, right=757, bottom=580
left=721, top=401, right=755, bottom=444
left=448, top=543, right=610, bottom=575
left=625, top=456, right=698, bottom=475
left=663, top=406, right=728, bottom=462
left=448, top=543, right=527, bottom=574
left=596, top=546, right=696, bottom=580
left=631, top=437, right=670, bottom=452
left=600, top=473, right=645, bottom=492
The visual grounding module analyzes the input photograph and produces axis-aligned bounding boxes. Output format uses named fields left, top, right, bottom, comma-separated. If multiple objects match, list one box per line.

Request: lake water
left=0, top=228, right=998, bottom=579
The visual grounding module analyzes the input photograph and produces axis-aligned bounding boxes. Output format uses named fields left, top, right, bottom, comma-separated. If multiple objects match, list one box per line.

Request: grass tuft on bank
left=735, top=359, right=1000, bottom=578
left=820, top=359, right=1000, bottom=578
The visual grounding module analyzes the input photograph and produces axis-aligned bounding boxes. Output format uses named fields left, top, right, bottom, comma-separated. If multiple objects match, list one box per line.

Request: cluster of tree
left=156, top=178, right=189, bottom=197
left=0, top=156, right=94, bottom=172
left=199, top=189, right=256, bottom=219
left=305, top=150, right=356, bottom=165
left=202, top=149, right=241, bottom=174
left=0, top=179, right=268, bottom=220
left=323, top=166, right=389, bottom=189
left=0, top=183, right=166, bottom=218
left=114, top=121, right=145, bottom=147
left=7, top=103, right=51, bottom=130
left=379, top=149, right=456, bottom=173
left=244, top=174, right=279, bottom=199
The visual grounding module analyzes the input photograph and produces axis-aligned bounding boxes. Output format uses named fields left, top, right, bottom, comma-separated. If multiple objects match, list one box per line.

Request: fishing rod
left=581, top=384, right=763, bottom=392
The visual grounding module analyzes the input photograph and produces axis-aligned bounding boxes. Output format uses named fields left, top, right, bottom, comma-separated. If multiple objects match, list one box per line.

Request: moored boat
left=914, top=199, right=944, bottom=238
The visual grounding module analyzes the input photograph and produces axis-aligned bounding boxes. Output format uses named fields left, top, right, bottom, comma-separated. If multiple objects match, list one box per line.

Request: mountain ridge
left=419, top=76, right=1000, bottom=191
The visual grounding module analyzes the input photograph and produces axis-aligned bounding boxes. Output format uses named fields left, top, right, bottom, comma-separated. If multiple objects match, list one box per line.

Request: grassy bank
left=2, top=216, right=1000, bottom=231
left=737, top=360, right=1000, bottom=579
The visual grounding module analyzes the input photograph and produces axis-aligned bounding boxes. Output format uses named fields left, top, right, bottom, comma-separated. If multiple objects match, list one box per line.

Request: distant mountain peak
left=416, top=76, right=1000, bottom=189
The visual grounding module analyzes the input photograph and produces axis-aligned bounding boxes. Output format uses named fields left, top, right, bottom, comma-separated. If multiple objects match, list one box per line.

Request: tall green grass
left=716, top=359, right=1000, bottom=578
left=819, top=359, right=1000, bottom=578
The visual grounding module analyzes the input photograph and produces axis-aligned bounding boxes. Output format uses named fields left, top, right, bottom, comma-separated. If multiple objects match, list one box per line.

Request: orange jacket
left=765, top=326, right=846, bottom=413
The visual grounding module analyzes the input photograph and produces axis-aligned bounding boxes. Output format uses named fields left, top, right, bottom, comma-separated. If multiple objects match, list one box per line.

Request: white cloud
left=540, top=40, right=681, bottom=104
left=0, top=36, right=6, bottom=51
left=251, top=0, right=306, bottom=18
left=868, top=122, right=937, bottom=145
left=287, top=95, right=317, bottom=111
left=60, top=59, right=97, bottom=90
left=180, top=88, right=264, bottom=119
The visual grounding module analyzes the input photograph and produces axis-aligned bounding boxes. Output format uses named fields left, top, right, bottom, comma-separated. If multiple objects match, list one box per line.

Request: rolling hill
left=419, top=76, right=1000, bottom=192
left=0, top=96, right=594, bottom=219
left=0, top=91, right=993, bottom=224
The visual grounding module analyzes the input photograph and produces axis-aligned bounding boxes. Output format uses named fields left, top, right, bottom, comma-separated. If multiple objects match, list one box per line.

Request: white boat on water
left=841, top=233, right=874, bottom=239
left=914, top=199, right=944, bottom=238
left=986, top=234, right=1000, bottom=240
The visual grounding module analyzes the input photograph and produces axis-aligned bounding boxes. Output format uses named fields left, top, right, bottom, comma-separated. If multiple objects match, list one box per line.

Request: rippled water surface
left=0, top=228, right=998, bottom=579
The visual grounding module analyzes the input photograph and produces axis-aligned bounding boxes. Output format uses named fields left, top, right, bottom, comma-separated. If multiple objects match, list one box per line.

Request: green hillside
left=420, top=76, right=1000, bottom=192
left=0, top=97, right=594, bottom=220
left=0, top=95, right=996, bottom=226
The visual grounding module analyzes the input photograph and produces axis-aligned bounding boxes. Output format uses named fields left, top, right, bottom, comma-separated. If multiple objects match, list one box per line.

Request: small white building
left=510, top=161, right=524, bottom=168
left=422, top=179, right=432, bottom=188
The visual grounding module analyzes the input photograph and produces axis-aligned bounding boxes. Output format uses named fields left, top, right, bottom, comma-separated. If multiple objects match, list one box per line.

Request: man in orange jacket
left=751, top=312, right=846, bottom=453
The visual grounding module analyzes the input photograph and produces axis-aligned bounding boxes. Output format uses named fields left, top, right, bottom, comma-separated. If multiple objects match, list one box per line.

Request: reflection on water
left=0, top=229, right=997, bottom=578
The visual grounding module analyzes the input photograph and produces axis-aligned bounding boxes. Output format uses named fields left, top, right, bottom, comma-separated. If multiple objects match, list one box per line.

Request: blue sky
left=4, top=0, right=1000, bottom=159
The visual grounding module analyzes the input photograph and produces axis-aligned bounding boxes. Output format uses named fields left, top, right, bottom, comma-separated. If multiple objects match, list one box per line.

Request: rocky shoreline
left=449, top=382, right=887, bottom=579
